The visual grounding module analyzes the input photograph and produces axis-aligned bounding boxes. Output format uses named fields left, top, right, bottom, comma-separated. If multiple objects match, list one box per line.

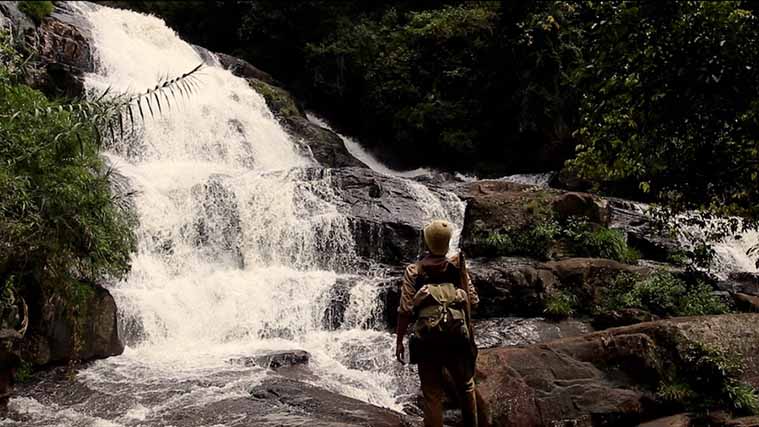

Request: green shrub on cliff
left=473, top=220, right=560, bottom=260
left=0, top=34, right=136, bottom=299
left=561, top=219, right=639, bottom=263
left=18, top=1, right=54, bottom=24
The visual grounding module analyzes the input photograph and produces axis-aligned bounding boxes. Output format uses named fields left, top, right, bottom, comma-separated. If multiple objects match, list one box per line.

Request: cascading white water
left=306, top=113, right=434, bottom=179
left=6, top=4, right=466, bottom=425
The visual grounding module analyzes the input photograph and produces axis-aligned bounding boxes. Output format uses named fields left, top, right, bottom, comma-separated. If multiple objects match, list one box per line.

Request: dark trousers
left=417, top=345, right=478, bottom=427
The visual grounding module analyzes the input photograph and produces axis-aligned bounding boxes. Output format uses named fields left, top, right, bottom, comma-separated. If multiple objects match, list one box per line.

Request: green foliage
left=657, top=381, right=695, bottom=403
left=473, top=220, right=560, bottom=260
left=544, top=290, right=576, bottom=319
left=13, top=359, right=33, bottom=383
left=598, top=272, right=729, bottom=317
left=660, top=340, right=759, bottom=415
left=0, top=275, right=20, bottom=330
left=561, top=219, right=639, bottom=263
left=303, top=2, right=582, bottom=173
left=476, top=221, right=558, bottom=259
left=567, top=1, right=759, bottom=220
left=0, top=34, right=136, bottom=301
left=18, top=1, right=54, bottom=24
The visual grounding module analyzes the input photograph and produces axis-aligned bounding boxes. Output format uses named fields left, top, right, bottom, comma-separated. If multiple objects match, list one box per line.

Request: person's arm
left=395, top=263, right=418, bottom=363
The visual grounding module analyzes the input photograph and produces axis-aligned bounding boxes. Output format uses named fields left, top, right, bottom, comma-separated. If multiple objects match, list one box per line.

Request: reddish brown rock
left=726, top=416, right=759, bottom=427
left=552, top=192, right=609, bottom=224
left=734, top=293, right=759, bottom=312
left=638, top=414, right=692, bottom=427
left=476, top=314, right=759, bottom=427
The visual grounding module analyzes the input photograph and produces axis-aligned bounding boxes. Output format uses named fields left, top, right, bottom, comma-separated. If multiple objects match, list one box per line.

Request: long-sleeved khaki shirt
left=398, top=253, right=479, bottom=316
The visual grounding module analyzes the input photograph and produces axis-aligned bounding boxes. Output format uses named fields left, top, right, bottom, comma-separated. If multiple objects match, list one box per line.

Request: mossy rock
left=248, top=78, right=303, bottom=120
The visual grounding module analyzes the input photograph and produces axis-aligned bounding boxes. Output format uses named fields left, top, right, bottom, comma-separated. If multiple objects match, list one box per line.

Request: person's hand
left=395, top=339, right=405, bottom=364
left=412, top=285, right=430, bottom=306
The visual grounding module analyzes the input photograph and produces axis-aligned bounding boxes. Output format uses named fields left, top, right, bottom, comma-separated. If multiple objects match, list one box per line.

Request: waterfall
left=5, top=4, right=466, bottom=424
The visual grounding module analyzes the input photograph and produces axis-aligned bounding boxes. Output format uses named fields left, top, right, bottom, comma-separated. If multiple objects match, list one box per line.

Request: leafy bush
left=18, top=1, right=54, bottom=24
left=0, top=34, right=136, bottom=303
left=561, top=219, right=639, bottom=263
left=660, top=340, right=759, bottom=415
left=598, top=272, right=729, bottom=317
left=473, top=220, right=560, bottom=260
left=567, top=1, right=759, bottom=220
left=544, top=290, right=576, bottom=319
left=302, top=2, right=581, bottom=174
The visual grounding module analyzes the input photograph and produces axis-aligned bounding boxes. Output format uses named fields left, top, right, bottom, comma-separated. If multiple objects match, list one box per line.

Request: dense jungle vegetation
left=0, top=30, right=136, bottom=304
left=107, top=0, right=759, bottom=225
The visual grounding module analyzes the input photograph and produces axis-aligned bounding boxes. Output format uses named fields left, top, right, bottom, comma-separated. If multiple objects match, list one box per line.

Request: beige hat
left=423, top=219, right=453, bottom=256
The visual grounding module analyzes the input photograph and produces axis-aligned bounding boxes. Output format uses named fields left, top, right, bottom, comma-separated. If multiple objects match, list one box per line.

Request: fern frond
left=4, top=63, right=204, bottom=148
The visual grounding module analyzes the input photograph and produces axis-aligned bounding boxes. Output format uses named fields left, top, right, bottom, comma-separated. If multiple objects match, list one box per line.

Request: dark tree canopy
left=104, top=1, right=759, bottom=222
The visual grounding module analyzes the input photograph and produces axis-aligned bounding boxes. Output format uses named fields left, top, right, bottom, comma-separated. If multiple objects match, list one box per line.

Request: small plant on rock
left=13, top=359, right=33, bottom=383
left=18, top=1, right=54, bottom=24
left=561, top=218, right=639, bottom=263
left=544, top=290, right=576, bottom=319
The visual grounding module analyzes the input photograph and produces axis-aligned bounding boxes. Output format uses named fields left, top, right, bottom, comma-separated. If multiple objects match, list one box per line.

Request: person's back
left=395, top=220, right=480, bottom=427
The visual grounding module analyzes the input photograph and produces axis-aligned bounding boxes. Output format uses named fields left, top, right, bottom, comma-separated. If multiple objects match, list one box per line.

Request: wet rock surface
left=720, top=272, right=759, bottom=296
left=474, top=317, right=593, bottom=349
left=190, top=175, right=244, bottom=267
left=19, top=283, right=123, bottom=366
left=249, top=377, right=411, bottom=427
left=229, top=350, right=310, bottom=370
left=216, top=52, right=276, bottom=84
left=7, top=364, right=412, bottom=427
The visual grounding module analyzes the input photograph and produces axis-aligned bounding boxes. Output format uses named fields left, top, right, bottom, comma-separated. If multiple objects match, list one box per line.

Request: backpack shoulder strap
left=413, top=261, right=426, bottom=291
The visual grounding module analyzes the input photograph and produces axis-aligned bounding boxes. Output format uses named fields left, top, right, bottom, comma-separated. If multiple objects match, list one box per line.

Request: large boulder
left=468, top=257, right=558, bottom=318
left=247, top=78, right=363, bottom=169
left=544, top=257, right=652, bottom=309
left=19, top=282, right=123, bottom=366
left=476, top=314, right=759, bottom=427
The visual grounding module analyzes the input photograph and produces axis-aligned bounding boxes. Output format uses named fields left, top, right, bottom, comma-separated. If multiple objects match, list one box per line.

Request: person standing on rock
left=395, top=219, right=480, bottom=427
